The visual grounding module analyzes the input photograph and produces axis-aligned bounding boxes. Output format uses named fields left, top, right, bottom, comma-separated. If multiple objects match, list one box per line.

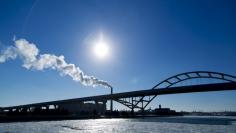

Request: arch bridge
left=2, top=71, right=236, bottom=114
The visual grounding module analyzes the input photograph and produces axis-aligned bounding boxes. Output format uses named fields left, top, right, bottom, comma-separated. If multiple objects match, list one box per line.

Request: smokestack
left=110, top=87, right=113, bottom=116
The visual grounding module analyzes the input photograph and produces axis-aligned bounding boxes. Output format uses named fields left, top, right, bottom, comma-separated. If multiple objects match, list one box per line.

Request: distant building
left=153, top=104, right=179, bottom=115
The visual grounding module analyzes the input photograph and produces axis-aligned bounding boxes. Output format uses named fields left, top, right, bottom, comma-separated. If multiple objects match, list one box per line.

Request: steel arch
left=115, top=71, right=236, bottom=113
left=152, top=71, right=236, bottom=89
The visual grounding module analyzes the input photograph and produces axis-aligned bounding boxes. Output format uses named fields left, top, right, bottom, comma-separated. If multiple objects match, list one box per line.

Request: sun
left=93, top=33, right=110, bottom=59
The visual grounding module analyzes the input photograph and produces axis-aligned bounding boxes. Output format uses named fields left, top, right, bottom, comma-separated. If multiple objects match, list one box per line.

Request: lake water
left=0, top=116, right=236, bottom=133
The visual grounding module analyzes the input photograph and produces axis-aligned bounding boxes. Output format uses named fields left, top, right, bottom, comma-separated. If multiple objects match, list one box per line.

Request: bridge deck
left=2, top=82, right=236, bottom=110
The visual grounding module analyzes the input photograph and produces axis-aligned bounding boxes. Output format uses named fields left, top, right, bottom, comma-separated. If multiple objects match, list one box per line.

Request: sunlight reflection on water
left=0, top=117, right=236, bottom=133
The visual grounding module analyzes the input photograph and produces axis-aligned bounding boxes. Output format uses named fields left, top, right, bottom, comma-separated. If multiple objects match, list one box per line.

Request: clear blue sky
left=0, top=0, right=236, bottom=111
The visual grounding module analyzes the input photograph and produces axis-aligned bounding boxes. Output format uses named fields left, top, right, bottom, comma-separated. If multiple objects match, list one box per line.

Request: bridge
left=1, top=71, right=236, bottom=114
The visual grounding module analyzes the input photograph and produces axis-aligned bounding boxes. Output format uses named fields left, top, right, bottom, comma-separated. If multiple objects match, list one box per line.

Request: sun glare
left=93, top=33, right=110, bottom=59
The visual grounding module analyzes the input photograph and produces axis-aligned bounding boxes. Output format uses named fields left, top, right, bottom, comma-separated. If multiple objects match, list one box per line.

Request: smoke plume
left=0, top=38, right=112, bottom=89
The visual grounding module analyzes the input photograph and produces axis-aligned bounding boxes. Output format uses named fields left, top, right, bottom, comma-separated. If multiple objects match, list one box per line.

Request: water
left=0, top=116, right=236, bottom=133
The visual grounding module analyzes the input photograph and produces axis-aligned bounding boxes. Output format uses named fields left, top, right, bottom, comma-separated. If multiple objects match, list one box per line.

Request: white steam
left=0, top=38, right=112, bottom=89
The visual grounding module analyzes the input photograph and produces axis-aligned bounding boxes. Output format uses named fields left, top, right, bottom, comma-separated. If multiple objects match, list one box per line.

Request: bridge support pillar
left=46, top=105, right=49, bottom=110
left=131, top=97, right=134, bottom=115
left=141, top=99, right=144, bottom=115
left=141, top=100, right=144, bottom=115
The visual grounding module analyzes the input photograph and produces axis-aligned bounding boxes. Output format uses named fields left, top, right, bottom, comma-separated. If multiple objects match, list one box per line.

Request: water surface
left=0, top=116, right=236, bottom=133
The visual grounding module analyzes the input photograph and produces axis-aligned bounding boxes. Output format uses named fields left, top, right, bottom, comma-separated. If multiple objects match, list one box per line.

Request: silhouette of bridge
left=1, top=71, right=236, bottom=114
